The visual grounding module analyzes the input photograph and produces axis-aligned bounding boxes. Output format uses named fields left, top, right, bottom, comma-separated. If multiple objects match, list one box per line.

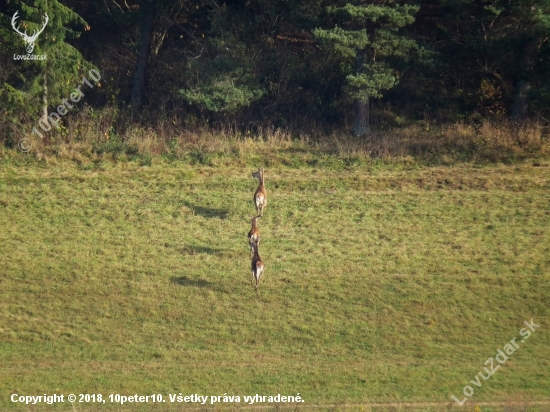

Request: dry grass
left=1, top=107, right=548, bottom=168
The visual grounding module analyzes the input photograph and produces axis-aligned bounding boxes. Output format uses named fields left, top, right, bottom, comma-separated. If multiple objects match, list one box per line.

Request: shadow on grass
left=182, top=200, right=229, bottom=219
left=179, top=245, right=225, bottom=256
left=170, top=276, right=228, bottom=293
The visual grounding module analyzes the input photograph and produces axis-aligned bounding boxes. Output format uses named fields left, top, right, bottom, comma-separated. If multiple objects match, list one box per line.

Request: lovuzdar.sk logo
left=11, top=10, right=48, bottom=60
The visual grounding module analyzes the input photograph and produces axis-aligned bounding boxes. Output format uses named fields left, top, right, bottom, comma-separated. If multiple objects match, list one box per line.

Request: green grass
left=0, top=158, right=549, bottom=411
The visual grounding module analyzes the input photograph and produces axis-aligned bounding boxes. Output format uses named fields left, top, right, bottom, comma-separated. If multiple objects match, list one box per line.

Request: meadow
left=0, top=140, right=549, bottom=411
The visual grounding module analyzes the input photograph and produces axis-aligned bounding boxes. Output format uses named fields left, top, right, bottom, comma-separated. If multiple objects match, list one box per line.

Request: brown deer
left=248, top=216, right=261, bottom=258
left=251, top=242, right=265, bottom=292
left=252, top=168, right=267, bottom=217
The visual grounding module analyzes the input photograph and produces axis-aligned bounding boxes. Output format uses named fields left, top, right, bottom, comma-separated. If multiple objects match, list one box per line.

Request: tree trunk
left=354, top=98, right=370, bottom=137
left=42, top=72, right=48, bottom=120
left=511, top=80, right=531, bottom=120
left=353, top=49, right=370, bottom=137
left=130, top=0, right=155, bottom=109
left=510, top=41, right=535, bottom=120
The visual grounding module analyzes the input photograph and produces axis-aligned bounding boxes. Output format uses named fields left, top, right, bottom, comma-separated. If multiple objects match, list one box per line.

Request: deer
left=251, top=242, right=265, bottom=292
left=11, top=11, right=49, bottom=54
left=252, top=168, right=267, bottom=217
left=248, top=216, right=261, bottom=258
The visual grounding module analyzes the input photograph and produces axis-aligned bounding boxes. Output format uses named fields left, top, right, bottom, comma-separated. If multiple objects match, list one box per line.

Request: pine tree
left=499, top=0, right=550, bottom=119
left=414, top=0, right=550, bottom=120
left=178, top=4, right=264, bottom=117
left=0, top=0, right=94, bottom=132
left=314, top=1, right=421, bottom=136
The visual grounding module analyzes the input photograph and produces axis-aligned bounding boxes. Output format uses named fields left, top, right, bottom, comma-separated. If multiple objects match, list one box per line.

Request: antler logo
left=11, top=11, right=49, bottom=54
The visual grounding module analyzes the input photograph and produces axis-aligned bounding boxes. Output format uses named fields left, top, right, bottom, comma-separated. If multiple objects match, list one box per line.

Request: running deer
left=248, top=216, right=261, bottom=258
left=252, top=168, right=267, bottom=217
left=251, top=242, right=265, bottom=292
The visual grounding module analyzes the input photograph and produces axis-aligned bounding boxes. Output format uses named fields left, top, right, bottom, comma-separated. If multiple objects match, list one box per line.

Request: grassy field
left=0, top=153, right=549, bottom=411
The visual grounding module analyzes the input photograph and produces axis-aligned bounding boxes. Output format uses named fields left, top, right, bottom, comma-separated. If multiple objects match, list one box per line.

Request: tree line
left=1, top=0, right=549, bottom=143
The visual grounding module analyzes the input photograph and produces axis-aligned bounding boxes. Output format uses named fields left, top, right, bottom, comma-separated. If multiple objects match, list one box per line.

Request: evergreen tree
left=0, top=0, right=94, bottom=130
left=414, top=0, right=550, bottom=120
left=314, top=1, right=421, bottom=136
left=498, top=0, right=550, bottom=119
left=178, top=4, right=264, bottom=117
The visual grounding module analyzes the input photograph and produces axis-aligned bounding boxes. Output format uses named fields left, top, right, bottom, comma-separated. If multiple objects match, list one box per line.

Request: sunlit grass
left=0, top=159, right=549, bottom=411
